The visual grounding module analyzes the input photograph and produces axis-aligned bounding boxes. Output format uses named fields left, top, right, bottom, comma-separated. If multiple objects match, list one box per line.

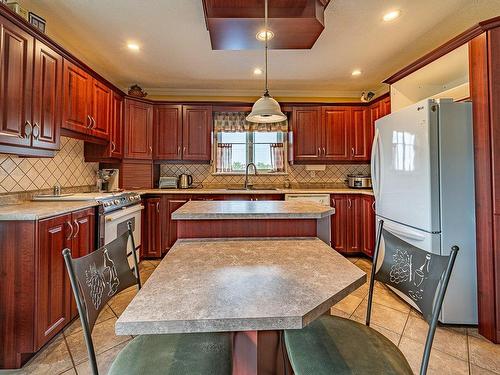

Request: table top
left=171, top=200, right=335, bottom=220
left=115, top=238, right=366, bottom=335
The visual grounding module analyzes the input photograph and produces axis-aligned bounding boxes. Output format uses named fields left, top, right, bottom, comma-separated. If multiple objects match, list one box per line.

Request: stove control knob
left=114, top=199, right=120, bottom=205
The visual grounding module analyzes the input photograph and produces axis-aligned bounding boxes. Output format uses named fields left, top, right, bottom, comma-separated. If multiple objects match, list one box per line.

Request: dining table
left=115, top=237, right=366, bottom=375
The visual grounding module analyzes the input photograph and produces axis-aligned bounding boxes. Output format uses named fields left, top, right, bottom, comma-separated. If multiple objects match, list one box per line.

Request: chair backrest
left=366, top=219, right=458, bottom=375
left=63, top=221, right=141, bottom=375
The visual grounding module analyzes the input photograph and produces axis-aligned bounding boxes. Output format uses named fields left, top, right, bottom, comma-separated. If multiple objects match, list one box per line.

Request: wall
left=160, top=163, right=370, bottom=187
left=0, top=137, right=98, bottom=194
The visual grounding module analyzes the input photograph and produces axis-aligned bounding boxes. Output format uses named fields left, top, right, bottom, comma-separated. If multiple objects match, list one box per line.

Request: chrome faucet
left=53, top=183, right=61, bottom=196
left=244, top=163, right=257, bottom=190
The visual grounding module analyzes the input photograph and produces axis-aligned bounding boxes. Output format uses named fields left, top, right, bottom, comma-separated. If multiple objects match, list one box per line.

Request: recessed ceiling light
left=254, top=68, right=263, bottom=75
left=256, top=30, right=274, bottom=41
left=127, top=42, right=140, bottom=51
left=383, top=10, right=401, bottom=22
left=352, top=70, right=362, bottom=76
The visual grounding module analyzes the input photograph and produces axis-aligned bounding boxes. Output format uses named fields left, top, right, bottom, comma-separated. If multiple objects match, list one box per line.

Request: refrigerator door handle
left=384, top=222, right=427, bottom=242
left=371, top=129, right=381, bottom=201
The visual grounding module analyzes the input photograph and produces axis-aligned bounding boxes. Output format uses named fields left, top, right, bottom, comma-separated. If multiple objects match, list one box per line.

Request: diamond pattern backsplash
left=0, top=137, right=98, bottom=194
left=160, top=163, right=370, bottom=187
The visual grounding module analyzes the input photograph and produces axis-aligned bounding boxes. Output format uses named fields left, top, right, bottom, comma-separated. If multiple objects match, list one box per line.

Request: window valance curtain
left=214, top=112, right=288, bottom=132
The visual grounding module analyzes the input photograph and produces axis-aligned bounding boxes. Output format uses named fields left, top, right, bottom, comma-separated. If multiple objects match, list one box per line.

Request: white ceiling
left=22, top=0, right=500, bottom=98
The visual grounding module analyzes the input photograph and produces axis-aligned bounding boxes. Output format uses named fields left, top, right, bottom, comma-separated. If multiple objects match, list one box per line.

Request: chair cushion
left=108, top=332, right=232, bottom=375
left=284, top=315, right=413, bottom=375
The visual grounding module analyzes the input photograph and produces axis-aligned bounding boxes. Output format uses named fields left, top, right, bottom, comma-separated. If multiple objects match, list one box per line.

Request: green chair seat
left=108, top=332, right=232, bottom=375
left=284, top=315, right=413, bottom=375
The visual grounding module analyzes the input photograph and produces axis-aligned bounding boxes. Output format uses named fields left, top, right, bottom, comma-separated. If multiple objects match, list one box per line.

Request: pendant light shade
left=246, top=91, right=287, bottom=123
left=246, top=0, right=286, bottom=124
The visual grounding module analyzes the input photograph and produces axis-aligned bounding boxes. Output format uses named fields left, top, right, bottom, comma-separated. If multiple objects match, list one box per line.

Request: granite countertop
left=0, top=200, right=99, bottom=221
left=171, top=200, right=335, bottom=220
left=140, top=186, right=374, bottom=196
left=115, top=237, right=366, bottom=335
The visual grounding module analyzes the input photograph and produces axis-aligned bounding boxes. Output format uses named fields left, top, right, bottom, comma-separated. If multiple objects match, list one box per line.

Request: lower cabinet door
left=331, top=195, right=348, bottom=253
left=167, top=198, right=189, bottom=249
left=347, top=195, right=363, bottom=253
left=142, top=197, right=162, bottom=258
left=362, top=196, right=376, bottom=257
left=36, top=213, right=72, bottom=349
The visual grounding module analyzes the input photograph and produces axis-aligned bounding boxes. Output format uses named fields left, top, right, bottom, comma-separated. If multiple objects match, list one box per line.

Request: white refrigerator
left=371, top=98, right=477, bottom=324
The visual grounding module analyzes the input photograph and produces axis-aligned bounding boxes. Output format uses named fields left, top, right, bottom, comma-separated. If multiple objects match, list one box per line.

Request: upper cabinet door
left=0, top=18, right=33, bottom=147
left=90, top=79, right=111, bottom=139
left=32, top=40, right=62, bottom=150
left=381, top=96, right=391, bottom=117
left=291, top=107, right=321, bottom=161
left=110, top=92, right=124, bottom=158
left=322, top=106, right=350, bottom=160
left=154, top=105, right=182, bottom=160
left=62, top=59, right=92, bottom=134
left=124, top=99, right=153, bottom=159
left=182, top=105, right=212, bottom=161
left=350, top=107, right=370, bottom=161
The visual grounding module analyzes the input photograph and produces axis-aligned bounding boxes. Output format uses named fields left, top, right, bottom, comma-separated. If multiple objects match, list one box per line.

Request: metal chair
left=284, top=219, right=459, bottom=375
left=63, top=222, right=232, bottom=375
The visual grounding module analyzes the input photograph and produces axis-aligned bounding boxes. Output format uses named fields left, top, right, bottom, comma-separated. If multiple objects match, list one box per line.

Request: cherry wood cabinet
left=167, top=198, right=189, bottom=249
left=89, top=78, right=111, bottom=139
left=32, top=40, right=62, bottom=151
left=290, top=107, right=322, bottom=161
left=124, top=99, right=153, bottom=159
left=331, top=194, right=374, bottom=255
left=154, top=105, right=182, bottom=160
left=109, top=92, right=124, bottom=158
left=62, top=59, right=92, bottom=134
left=322, top=107, right=350, bottom=160
left=350, top=107, right=370, bottom=161
left=142, top=197, right=163, bottom=258
left=182, top=105, right=213, bottom=161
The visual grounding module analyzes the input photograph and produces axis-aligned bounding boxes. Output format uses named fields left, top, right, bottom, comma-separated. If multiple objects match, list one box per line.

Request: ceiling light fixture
left=256, top=30, right=274, bottom=42
left=352, top=70, right=362, bottom=76
left=253, top=68, right=263, bottom=75
left=127, top=42, right=140, bottom=51
left=247, top=0, right=286, bottom=124
left=383, top=10, right=401, bottom=22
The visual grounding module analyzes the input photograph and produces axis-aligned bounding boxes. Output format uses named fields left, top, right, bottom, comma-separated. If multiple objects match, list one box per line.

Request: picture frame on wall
left=28, top=11, right=46, bottom=33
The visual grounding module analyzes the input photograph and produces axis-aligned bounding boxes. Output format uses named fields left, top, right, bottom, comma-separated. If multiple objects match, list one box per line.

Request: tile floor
left=2, top=257, right=499, bottom=375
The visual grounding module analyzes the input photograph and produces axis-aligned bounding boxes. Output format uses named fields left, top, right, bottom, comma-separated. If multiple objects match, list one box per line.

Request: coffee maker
left=97, top=169, right=120, bottom=192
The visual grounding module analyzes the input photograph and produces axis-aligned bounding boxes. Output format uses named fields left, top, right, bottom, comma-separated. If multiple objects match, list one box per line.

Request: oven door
left=104, top=204, right=144, bottom=265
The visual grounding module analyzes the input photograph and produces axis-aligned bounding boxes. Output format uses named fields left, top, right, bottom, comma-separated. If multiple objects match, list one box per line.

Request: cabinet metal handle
left=183, top=146, right=186, bottom=154
left=149, top=146, right=153, bottom=152
left=156, top=202, right=160, bottom=213
left=371, top=201, right=376, bottom=212
left=317, top=147, right=321, bottom=156
left=110, top=141, right=116, bottom=152
left=331, top=198, right=336, bottom=207
left=351, top=147, right=355, bottom=157
left=348, top=198, right=352, bottom=208
left=87, top=115, right=92, bottom=128
left=32, top=123, right=40, bottom=140
left=21, top=121, right=33, bottom=139
left=66, top=221, right=74, bottom=240
left=91, top=116, right=96, bottom=129
left=178, top=146, right=181, bottom=156
left=73, top=219, right=80, bottom=239
left=323, top=147, right=326, bottom=156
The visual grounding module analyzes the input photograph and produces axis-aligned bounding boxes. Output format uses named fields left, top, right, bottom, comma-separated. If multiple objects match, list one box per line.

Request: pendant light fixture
left=246, top=0, right=286, bottom=124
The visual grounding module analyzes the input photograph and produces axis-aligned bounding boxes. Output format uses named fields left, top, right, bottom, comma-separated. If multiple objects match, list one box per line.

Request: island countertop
left=171, top=200, right=335, bottom=220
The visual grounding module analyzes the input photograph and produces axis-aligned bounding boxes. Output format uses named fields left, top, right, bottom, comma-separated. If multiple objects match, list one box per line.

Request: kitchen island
left=171, top=200, right=335, bottom=244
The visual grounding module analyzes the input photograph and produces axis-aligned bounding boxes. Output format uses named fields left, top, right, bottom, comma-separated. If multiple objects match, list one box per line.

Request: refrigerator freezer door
left=374, top=99, right=440, bottom=232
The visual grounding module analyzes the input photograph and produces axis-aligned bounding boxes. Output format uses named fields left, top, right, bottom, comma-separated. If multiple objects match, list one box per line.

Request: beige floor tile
left=75, top=340, right=130, bottom=375
left=64, top=304, right=115, bottom=337
left=468, top=335, right=500, bottom=373
left=398, top=336, right=469, bottom=375
left=355, top=258, right=373, bottom=273
left=470, top=364, right=499, bottom=375
left=402, top=315, right=468, bottom=360
left=333, top=293, right=363, bottom=315
left=347, top=256, right=360, bottom=263
left=352, top=300, right=409, bottom=335
left=351, top=282, right=369, bottom=299
left=7, top=336, right=74, bottom=375
left=139, top=260, right=156, bottom=270
left=330, top=306, right=351, bottom=318
left=139, top=267, right=155, bottom=283
left=468, top=327, right=490, bottom=341
left=65, top=318, right=131, bottom=365
left=59, top=369, right=77, bottom=375
left=370, top=285, right=411, bottom=314
left=350, top=315, right=401, bottom=345
left=108, top=289, right=137, bottom=317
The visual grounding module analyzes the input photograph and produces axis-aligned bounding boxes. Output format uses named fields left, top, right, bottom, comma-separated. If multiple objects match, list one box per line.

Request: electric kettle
left=178, top=174, right=193, bottom=189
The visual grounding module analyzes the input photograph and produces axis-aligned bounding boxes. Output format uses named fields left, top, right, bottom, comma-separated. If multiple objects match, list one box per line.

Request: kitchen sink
left=225, top=187, right=278, bottom=191
left=33, top=193, right=74, bottom=198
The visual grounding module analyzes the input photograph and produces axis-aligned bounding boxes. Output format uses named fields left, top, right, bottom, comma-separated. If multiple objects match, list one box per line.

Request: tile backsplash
left=0, top=137, right=98, bottom=194
left=160, top=163, right=370, bottom=187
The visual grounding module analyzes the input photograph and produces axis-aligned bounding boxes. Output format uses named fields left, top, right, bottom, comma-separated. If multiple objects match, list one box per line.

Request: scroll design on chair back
left=68, top=232, right=138, bottom=332
left=376, top=229, right=452, bottom=323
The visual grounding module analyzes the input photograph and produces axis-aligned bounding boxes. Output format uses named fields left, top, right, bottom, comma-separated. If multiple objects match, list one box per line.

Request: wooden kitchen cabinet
left=350, top=107, right=371, bottom=161
left=361, top=195, right=376, bottom=257
left=154, top=104, right=183, bottom=160
left=322, top=106, right=350, bottom=160
left=290, top=107, right=322, bottom=161
left=62, top=59, right=92, bottom=134
left=124, top=98, right=153, bottom=159
left=89, top=78, right=111, bottom=139
left=331, top=195, right=348, bottom=253
left=167, top=198, right=189, bottom=249
left=109, top=92, right=124, bottom=158
left=142, top=197, right=163, bottom=258
left=182, top=105, right=212, bottom=161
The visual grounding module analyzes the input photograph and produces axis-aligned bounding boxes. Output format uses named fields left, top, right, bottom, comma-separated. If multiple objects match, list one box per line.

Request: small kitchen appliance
left=347, top=174, right=372, bottom=189
left=159, top=176, right=178, bottom=189
left=178, top=174, right=193, bottom=189
left=98, top=169, right=120, bottom=192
